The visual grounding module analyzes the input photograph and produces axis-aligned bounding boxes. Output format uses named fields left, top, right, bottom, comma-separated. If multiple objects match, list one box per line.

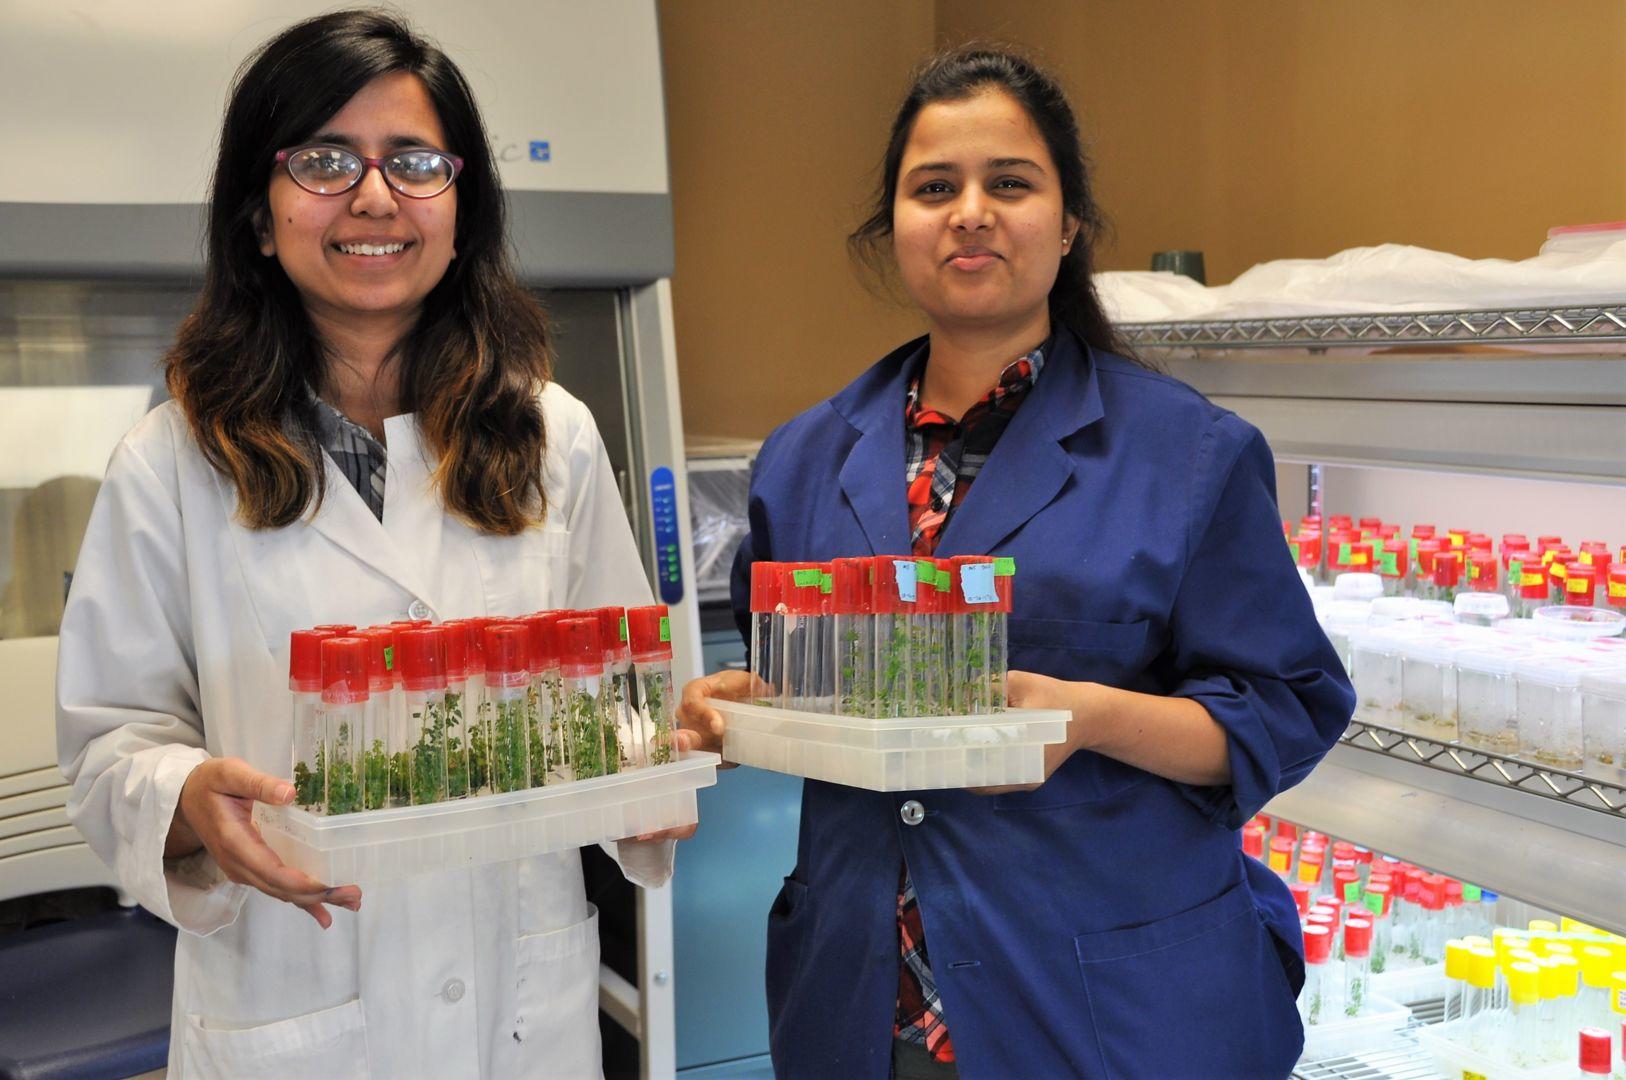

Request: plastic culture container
left=1515, top=654, right=1595, bottom=769
left=870, top=557, right=917, bottom=718
left=1349, top=627, right=1409, bottom=727
left=289, top=629, right=337, bottom=810
left=518, top=613, right=556, bottom=786
left=1467, top=552, right=1499, bottom=596
left=1463, top=946, right=1499, bottom=1052
left=320, top=637, right=370, bottom=815
left=1377, top=540, right=1408, bottom=597
left=1577, top=946, right=1616, bottom=1030
left=780, top=564, right=826, bottom=712
left=558, top=616, right=612, bottom=778
left=482, top=625, right=532, bottom=793
left=749, top=562, right=784, bottom=707
left=396, top=628, right=449, bottom=805
left=827, top=559, right=872, bottom=717
left=628, top=605, right=677, bottom=766
left=1333, top=571, right=1383, bottom=604
left=910, top=558, right=944, bottom=716
left=1321, top=601, right=1372, bottom=673
left=448, top=618, right=486, bottom=799
left=354, top=628, right=397, bottom=811
left=1579, top=668, right=1626, bottom=782
left=593, top=606, right=638, bottom=769
left=1399, top=637, right=1460, bottom=741
left=1362, top=884, right=1392, bottom=972
left=949, top=555, right=1005, bottom=715
left=1455, top=642, right=1532, bottom=754
left=1344, top=917, right=1374, bottom=1016
left=1268, top=835, right=1295, bottom=880
left=1578, top=1027, right=1612, bottom=1079
left=1433, top=550, right=1465, bottom=604
left=1301, top=924, right=1338, bottom=1025
left=1455, top=591, right=1510, bottom=627
left=1568, top=565, right=1603, bottom=609
left=1290, top=530, right=1323, bottom=584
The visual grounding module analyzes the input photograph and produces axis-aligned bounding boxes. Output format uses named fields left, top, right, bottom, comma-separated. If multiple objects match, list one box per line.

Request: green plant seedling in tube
left=779, top=564, right=826, bottom=711
left=594, top=607, right=637, bottom=770
left=830, top=558, right=873, bottom=717
left=628, top=605, right=677, bottom=765
left=319, top=636, right=370, bottom=815
left=396, top=627, right=449, bottom=806
left=519, top=612, right=557, bottom=787
left=288, top=629, right=337, bottom=810
left=355, top=628, right=397, bottom=811
left=557, top=616, right=611, bottom=778
left=483, top=624, right=533, bottom=793
left=950, top=556, right=1000, bottom=715
left=536, top=611, right=573, bottom=781
left=990, top=556, right=1014, bottom=711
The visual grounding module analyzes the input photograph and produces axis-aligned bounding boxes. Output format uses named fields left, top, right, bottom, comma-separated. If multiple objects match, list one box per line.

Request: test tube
left=480, top=625, right=532, bottom=793
left=441, top=622, right=473, bottom=798
left=397, top=628, right=449, bottom=804
left=1464, top=947, right=1497, bottom=1049
left=990, top=557, right=1014, bottom=711
left=537, top=612, right=572, bottom=781
left=595, top=606, right=637, bottom=769
left=289, top=629, right=336, bottom=810
left=780, top=564, right=825, bottom=711
left=320, top=636, right=369, bottom=815
left=812, top=564, right=837, bottom=714
left=628, top=605, right=677, bottom=765
left=355, top=628, right=396, bottom=811
left=749, top=562, right=783, bottom=706
left=906, top=559, right=939, bottom=716
left=870, top=557, right=917, bottom=718
left=1443, top=939, right=1470, bottom=1022
left=949, top=556, right=998, bottom=715
left=448, top=617, right=487, bottom=798
left=1344, top=917, right=1373, bottom=1016
left=931, top=559, right=955, bottom=714
left=558, top=616, right=610, bottom=778
left=1301, top=924, right=1335, bottom=1025
left=519, top=613, right=555, bottom=787
left=830, top=559, right=873, bottom=717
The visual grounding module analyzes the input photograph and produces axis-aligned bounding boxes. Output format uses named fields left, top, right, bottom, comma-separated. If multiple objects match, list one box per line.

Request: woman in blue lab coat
left=679, top=47, right=1353, bottom=1080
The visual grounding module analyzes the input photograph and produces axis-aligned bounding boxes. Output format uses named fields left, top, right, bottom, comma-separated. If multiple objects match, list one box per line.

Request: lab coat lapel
left=934, top=329, right=1106, bottom=558
left=304, top=419, right=441, bottom=614
left=834, top=338, right=925, bottom=556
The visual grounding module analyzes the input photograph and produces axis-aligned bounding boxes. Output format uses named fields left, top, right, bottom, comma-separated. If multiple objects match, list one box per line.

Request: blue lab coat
left=729, top=327, right=1354, bottom=1079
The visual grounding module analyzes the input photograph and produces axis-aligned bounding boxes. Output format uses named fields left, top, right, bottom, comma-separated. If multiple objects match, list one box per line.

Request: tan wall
left=664, top=1, right=1626, bottom=439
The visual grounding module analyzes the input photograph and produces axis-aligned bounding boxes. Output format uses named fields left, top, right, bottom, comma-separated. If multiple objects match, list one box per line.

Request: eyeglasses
left=274, top=144, right=464, bottom=199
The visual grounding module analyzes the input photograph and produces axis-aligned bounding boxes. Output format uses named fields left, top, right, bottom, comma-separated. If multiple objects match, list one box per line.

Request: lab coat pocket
left=1008, top=617, right=1149, bottom=682
left=473, top=527, right=570, bottom=614
left=508, top=904, right=600, bottom=1076
left=764, top=876, right=811, bottom=1027
left=1072, top=880, right=1302, bottom=1079
left=180, top=996, right=368, bottom=1078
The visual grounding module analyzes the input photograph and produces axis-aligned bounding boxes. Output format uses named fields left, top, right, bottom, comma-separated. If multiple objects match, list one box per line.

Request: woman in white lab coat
left=55, top=10, right=690, bottom=1077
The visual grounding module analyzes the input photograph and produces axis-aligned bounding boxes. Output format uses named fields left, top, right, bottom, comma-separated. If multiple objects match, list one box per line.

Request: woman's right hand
left=677, top=669, right=765, bottom=760
left=170, top=757, right=362, bottom=929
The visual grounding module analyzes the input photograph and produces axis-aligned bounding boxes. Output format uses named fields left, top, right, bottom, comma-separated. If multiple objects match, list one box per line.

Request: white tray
left=1299, top=995, right=1412, bottom=1062
left=254, top=752, right=718, bottom=884
left=715, top=701, right=1070, bottom=791
left=1417, top=1019, right=1574, bottom=1080
left=1371, top=960, right=1450, bottom=1005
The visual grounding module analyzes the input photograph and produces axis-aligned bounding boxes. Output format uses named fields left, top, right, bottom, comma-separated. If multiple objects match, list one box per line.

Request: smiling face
left=892, top=89, right=1076, bottom=337
left=259, top=71, right=457, bottom=333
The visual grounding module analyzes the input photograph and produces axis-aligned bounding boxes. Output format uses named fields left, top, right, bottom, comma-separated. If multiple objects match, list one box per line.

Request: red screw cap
left=750, top=561, right=782, bottom=613
left=320, top=636, right=371, bottom=705
left=1344, top=918, right=1374, bottom=958
left=830, top=558, right=871, bottom=616
left=354, top=627, right=396, bottom=693
left=396, top=627, right=448, bottom=692
left=289, top=629, right=338, bottom=693
left=592, top=607, right=630, bottom=663
left=557, top=616, right=604, bottom=677
left=626, top=605, right=673, bottom=662
left=484, top=624, right=530, bottom=688
left=1302, top=924, right=1332, bottom=964
left=442, top=621, right=469, bottom=681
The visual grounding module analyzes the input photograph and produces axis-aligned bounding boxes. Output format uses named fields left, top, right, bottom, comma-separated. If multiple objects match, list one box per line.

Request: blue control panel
left=650, top=466, right=684, bottom=605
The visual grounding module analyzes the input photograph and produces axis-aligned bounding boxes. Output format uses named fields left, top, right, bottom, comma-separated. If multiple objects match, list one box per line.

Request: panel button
left=900, top=800, right=925, bottom=826
left=407, top=599, right=431, bottom=621
left=441, top=978, right=465, bottom=1003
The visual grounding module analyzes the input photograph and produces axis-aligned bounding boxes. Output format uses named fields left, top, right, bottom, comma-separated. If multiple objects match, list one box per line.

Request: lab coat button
left=407, top=599, right=431, bottom=621
left=900, top=800, right=925, bottom=826
left=441, top=978, right=465, bottom=1003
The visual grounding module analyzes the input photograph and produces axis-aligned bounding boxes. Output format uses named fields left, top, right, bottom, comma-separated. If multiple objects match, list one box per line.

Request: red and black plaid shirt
left=894, top=341, right=1045, bottom=1062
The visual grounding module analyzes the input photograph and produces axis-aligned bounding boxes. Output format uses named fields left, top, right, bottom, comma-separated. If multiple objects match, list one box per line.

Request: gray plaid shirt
left=312, top=397, right=387, bottom=521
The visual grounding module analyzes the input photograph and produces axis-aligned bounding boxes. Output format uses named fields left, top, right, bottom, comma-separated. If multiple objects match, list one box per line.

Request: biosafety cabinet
left=0, top=3, right=698, bottom=1076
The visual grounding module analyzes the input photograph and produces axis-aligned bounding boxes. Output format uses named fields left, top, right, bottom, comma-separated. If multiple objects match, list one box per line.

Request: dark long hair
left=166, top=8, right=552, bottom=534
left=850, top=45, right=1140, bottom=363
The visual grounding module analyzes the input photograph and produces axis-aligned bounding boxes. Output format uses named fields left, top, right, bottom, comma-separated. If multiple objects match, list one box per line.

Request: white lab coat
left=57, top=383, right=669, bottom=1079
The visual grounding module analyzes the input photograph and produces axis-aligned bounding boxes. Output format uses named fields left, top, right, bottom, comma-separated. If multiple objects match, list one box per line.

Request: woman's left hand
left=970, top=670, right=1095, bottom=795
left=620, top=728, right=705, bottom=842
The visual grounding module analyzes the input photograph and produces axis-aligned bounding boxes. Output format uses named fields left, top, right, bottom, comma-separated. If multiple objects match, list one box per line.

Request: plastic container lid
left=1362, top=882, right=1391, bottom=916
left=1349, top=625, right=1416, bottom=655
left=1302, top=924, right=1332, bottom=964
left=1242, top=825, right=1264, bottom=859
left=1579, top=666, right=1626, bottom=702
left=1274, top=821, right=1297, bottom=840
left=557, top=616, right=604, bottom=676
left=626, top=605, right=673, bottom=662
left=831, top=557, right=872, bottom=615
left=870, top=556, right=915, bottom=615
left=1467, top=947, right=1497, bottom=990
left=459, top=618, right=491, bottom=674
left=1344, top=918, right=1373, bottom=958
left=484, top=624, right=530, bottom=687
left=313, top=623, right=357, bottom=635
left=1452, top=641, right=1532, bottom=676
left=1579, top=946, right=1616, bottom=989
left=438, top=621, right=467, bottom=681
left=1377, top=540, right=1408, bottom=579
left=518, top=612, right=556, bottom=673
left=355, top=627, right=396, bottom=693
left=1288, top=881, right=1313, bottom=915
left=320, top=636, right=371, bottom=704
left=1579, top=1028, right=1612, bottom=1075
left=779, top=564, right=825, bottom=617
left=750, top=561, right=782, bottom=613
left=1454, top=592, right=1509, bottom=622
left=395, top=627, right=448, bottom=691
left=593, top=607, right=630, bottom=663
left=289, top=628, right=338, bottom=692
left=1507, top=961, right=1540, bottom=1005
left=1514, top=652, right=1597, bottom=688
left=1333, top=572, right=1383, bottom=601
left=1399, top=635, right=1462, bottom=666
left=1322, top=600, right=1371, bottom=632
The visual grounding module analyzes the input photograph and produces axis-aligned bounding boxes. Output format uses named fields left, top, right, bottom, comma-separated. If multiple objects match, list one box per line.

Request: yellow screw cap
left=1545, top=942, right=1575, bottom=958
left=1507, top=961, right=1540, bottom=1006
left=1444, top=940, right=1470, bottom=980
left=1467, top=947, right=1497, bottom=991
left=1580, top=947, right=1614, bottom=989
left=1550, top=955, right=1581, bottom=997
left=1461, top=935, right=1492, bottom=948
left=1528, top=919, right=1559, bottom=933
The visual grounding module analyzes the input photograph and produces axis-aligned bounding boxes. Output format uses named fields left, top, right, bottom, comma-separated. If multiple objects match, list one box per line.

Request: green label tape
left=1344, top=880, right=1361, bottom=903
left=993, top=557, right=1016, bottom=577
left=1289, top=541, right=1301, bottom=564
left=383, top=645, right=394, bottom=671
left=1338, top=542, right=1355, bottom=564
left=659, top=616, right=671, bottom=643
left=793, top=568, right=822, bottom=588
left=1379, top=550, right=1399, bottom=576
left=1364, top=892, right=1384, bottom=916
left=1409, top=537, right=1420, bottom=562
left=820, top=572, right=833, bottom=594
left=619, top=615, right=629, bottom=642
